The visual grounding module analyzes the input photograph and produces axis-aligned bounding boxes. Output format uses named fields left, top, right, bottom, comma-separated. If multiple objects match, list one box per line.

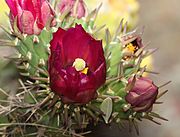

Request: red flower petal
left=19, top=10, right=34, bottom=34
left=93, top=62, right=106, bottom=88
left=50, top=28, right=66, bottom=51
left=41, top=1, right=54, bottom=26
left=6, top=0, right=23, bottom=17
left=6, top=0, right=18, bottom=16
left=49, top=28, right=66, bottom=71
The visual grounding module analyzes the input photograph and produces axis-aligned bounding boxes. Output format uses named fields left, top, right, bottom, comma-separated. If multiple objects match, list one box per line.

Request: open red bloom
left=6, top=0, right=56, bottom=35
left=49, top=25, right=106, bottom=104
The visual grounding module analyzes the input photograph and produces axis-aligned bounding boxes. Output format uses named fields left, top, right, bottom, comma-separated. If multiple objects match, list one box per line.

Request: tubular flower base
left=0, top=0, right=169, bottom=136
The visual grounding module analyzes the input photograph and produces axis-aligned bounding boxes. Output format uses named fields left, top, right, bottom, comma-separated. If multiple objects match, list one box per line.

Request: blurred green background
left=0, top=0, right=180, bottom=137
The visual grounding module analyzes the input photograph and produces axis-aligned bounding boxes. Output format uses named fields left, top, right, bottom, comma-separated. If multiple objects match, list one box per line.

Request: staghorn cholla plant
left=0, top=0, right=170, bottom=136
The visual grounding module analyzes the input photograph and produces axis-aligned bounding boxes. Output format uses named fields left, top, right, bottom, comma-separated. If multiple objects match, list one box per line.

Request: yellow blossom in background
left=86, top=0, right=139, bottom=33
left=0, top=0, right=9, bottom=26
left=141, top=55, right=153, bottom=75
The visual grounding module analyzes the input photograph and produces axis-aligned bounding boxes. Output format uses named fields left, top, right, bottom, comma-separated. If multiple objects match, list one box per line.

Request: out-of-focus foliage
left=86, top=0, right=139, bottom=33
left=0, top=0, right=9, bottom=26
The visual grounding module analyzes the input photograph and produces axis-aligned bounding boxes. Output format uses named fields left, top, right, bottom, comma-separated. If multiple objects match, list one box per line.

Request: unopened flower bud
left=125, top=77, right=158, bottom=112
left=58, top=0, right=86, bottom=19
left=6, top=0, right=56, bottom=35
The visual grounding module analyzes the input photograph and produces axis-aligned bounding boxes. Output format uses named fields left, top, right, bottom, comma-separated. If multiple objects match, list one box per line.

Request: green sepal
left=100, top=97, right=113, bottom=124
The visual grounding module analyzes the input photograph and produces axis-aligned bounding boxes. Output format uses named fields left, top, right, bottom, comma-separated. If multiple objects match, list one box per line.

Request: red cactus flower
left=125, top=77, right=158, bottom=112
left=58, top=0, right=86, bottom=19
left=6, top=0, right=56, bottom=35
left=49, top=25, right=106, bottom=104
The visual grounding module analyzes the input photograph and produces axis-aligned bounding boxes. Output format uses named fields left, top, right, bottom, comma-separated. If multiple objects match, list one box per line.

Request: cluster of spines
left=96, top=19, right=170, bottom=134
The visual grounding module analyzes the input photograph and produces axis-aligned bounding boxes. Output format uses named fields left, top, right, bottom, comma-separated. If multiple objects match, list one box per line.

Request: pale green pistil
left=73, top=58, right=89, bottom=74
left=73, top=58, right=86, bottom=71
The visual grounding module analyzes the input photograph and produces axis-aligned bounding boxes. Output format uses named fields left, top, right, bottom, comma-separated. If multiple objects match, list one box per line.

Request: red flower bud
left=6, top=0, right=56, bottom=35
left=49, top=25, right=106, bottom=104
left=125, top=77, right=158, bottom=112
left=58, top=0, right=86, bottom=19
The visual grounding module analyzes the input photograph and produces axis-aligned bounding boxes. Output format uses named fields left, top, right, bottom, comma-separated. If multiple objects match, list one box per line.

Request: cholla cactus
left=0, top=0, right=170, bottom=136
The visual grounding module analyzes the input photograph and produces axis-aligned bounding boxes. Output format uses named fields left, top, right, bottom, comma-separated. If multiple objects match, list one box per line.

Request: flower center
left=73, top=58, right=89, bottom=74
left=126, top=43, right=137, bottom=53
left=123, top=43, right=139, bottom=60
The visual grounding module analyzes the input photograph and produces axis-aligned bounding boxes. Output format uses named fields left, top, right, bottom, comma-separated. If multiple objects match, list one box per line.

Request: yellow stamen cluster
left=126, top=43, right=136, bottom=53
left=81, top=67, right=89, bottom=74
left=123, top=43, right=139, bottom=60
